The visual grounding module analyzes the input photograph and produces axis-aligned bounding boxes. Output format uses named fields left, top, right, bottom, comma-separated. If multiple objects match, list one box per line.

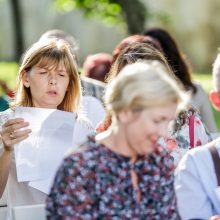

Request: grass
left=0, top=62, right=219, bottom=130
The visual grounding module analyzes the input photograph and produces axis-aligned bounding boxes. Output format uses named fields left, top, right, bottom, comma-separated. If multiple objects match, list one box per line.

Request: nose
left=49, top=75, right=57, bottom=85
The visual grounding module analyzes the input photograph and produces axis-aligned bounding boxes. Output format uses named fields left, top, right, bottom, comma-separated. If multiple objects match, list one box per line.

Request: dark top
left=0, top=96, right=9, bottom=112
left=46, top=137, right=180, bottom=220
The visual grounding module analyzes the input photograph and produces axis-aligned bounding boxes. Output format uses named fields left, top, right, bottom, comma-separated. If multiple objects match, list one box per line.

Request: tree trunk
left=10, top=0, right=24, bottom=61
left=116, top=0, right=147, bottom=34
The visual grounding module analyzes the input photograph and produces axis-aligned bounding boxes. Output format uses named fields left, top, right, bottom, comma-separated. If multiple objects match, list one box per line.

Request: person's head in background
left=105, top=61, right=188, bottom=153
left=111, top=34, right=162, bottom=65
left=15, top=38, right=81, bottom=115
left=97, top=41, right=182, bottom=132
left=144, top=28, right=197, bottom=94
left=39, top=29, right=79, bottom=63
left=107, top=41, right=176, bottom=84
left=210, top=51, right=220, bottom=111
left=82, top=53, right=112, bottom=82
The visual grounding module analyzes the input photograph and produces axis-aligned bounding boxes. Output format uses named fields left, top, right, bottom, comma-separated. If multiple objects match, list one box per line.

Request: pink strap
left=189, top=115, right=195, bottom=149
left=208, top=145, right=220, bottom=186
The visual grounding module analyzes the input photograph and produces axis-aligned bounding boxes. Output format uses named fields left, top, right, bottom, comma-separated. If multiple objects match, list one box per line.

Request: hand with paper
left=1, top=118, right=31, bottom=152
left=14, top=107, right=75, bottom=193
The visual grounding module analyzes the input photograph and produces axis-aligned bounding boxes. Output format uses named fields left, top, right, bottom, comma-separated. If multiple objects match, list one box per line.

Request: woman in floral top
left=46, top=62, right=188, bottom=219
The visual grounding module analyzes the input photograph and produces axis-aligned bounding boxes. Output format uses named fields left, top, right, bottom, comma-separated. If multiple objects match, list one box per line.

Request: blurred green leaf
left=53, top=0, right=147, bottom=33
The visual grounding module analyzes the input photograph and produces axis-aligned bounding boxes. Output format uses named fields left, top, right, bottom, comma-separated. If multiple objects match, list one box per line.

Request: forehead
left=36, top=56, right=66, bottom=71
left=144, top=103, right=177, bottom=118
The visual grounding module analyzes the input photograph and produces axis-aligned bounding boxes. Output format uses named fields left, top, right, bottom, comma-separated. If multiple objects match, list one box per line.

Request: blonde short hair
left=105, top=61, right=188, bottom=117
left=14, top=38, right=82, bottom=114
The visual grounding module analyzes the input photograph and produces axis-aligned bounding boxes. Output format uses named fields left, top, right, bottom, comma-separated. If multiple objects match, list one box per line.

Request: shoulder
left=82, top=96, right=105, bottom=113
left=76, top=113, right=95, bottom=131
left=187, top=136, right=220, bottom=158
left=80, top=76, right=105, bottom=102
left=63, top=137, right=101, bottom=171
left=177, top=143, right=212, bottom=173
left=187, top=145, right=210, bottom=158
left=0, top=108, right=14, bottom=126
left=192, top=80, right=207, bottom=95
left=172, top=106, right=198, bottom=130
left=192, top=80, right=203, bottom=89
left=82, top=95, right=103, bottom=106
left=151, top=145, right=175, bottom=171
left=80, top=76, right=105, bottom=96
left=81, top=76, right=105, bottom=89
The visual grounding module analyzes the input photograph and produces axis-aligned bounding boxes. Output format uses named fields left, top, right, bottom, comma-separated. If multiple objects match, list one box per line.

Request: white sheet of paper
left=28, top=118, right=95, bottom=194
left=14, top=107, right=75, bottom=183
left=29, top=178, right=52, bottom=195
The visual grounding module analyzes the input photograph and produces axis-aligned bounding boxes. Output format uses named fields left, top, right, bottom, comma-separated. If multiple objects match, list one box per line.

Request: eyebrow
left=39, top=67, right=67, bottom=72
left=157, top=116, right=175, bottom=121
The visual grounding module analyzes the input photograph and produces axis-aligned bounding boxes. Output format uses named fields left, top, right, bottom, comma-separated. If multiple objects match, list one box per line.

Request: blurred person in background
left=0, top=80, right=14, bottom=111
left=174, top=51, right=220, bottom=220
left=144, top=27, right=217, bottom=133
left=210, top=52, right=220, bottom=113
left=82, top=53, right=112, bottom=83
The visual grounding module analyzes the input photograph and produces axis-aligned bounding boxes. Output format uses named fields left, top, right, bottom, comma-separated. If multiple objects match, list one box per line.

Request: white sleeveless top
left=0, top=108, right=94, bottom=219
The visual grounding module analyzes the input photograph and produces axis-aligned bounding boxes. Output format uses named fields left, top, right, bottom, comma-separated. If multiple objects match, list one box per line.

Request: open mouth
left=47, top=91, right=57, bottom=96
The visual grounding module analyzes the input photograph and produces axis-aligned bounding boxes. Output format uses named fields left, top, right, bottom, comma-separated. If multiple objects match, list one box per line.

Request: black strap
left=208, top=145, right=220, bottom=186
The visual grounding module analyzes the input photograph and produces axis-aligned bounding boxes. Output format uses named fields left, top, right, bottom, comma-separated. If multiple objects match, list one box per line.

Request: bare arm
left=0, top=118, right=31, bottom=197
left=0, top=150, right=12, bottom=197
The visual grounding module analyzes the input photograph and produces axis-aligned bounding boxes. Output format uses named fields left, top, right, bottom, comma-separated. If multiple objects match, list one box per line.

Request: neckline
left=98, top=142, right=131, bottom=162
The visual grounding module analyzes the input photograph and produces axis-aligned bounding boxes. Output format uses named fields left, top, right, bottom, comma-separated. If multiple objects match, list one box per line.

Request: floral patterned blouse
left=46, top=137, right=180, bottom=220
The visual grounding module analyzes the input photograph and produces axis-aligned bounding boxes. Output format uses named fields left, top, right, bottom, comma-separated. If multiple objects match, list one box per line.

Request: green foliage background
left=53, top=0, right=147, bottom=34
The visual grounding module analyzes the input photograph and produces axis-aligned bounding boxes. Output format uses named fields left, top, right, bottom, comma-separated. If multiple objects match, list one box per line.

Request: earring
left=24, top=84, right=30, bottom=88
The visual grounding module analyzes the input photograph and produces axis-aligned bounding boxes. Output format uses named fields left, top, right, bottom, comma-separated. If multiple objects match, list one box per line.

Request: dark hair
left=144, top=28, right=197, bottom=94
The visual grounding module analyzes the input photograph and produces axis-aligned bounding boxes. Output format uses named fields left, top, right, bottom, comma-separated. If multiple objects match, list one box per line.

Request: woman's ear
left=21, top=70, right=30, bottom=88
left=209, top=90, right=220, bottom=111
left=117, top=109, right=135, bottom=123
